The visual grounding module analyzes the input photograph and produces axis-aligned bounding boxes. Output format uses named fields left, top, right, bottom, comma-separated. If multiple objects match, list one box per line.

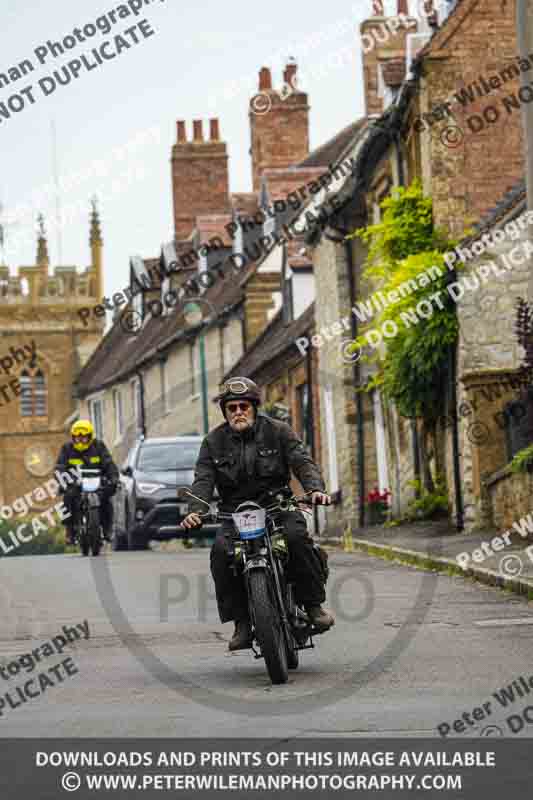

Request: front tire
left=285, top=584, right=299, bottom=670
left=80, top=516, right=90, bottom=557
left=88, top=508, right=101, bottom=556
left=248, top=569, right=288, bottom=685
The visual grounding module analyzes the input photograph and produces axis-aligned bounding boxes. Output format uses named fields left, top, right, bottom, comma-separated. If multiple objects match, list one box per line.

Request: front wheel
left=285, top=584, right=299, bottom=670
left=79, top=515, right=90, bottom=557
left=248, top=569, right=288, bottom=685
left=88, top=508, right=101, bottom=556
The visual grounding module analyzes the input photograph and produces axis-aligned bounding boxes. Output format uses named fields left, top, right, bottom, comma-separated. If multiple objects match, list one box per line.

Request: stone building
left=305, top=0, right=531, bottom=534
left=0, top=207, right=104, bottom=509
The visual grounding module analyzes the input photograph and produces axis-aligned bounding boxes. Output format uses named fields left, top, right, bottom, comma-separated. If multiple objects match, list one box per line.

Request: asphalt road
left=2, top=547, right=533, bottom=737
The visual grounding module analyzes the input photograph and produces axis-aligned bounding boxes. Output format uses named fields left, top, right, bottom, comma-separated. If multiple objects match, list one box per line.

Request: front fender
left=243, top=557, right=269, bottom=573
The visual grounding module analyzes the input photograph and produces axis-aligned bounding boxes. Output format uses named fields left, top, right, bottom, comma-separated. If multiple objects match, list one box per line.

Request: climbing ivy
left=347, top=180, right=460, bottom=422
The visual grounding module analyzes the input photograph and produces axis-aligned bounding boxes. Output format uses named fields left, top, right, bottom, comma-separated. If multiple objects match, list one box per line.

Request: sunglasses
left=226, top=402, right=252, bottom=414
left=73, top=434, right=91, bottom=442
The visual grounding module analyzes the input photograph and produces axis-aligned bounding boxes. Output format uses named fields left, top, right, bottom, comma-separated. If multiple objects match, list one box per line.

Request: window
left=19, top=369, right=47, bottom=417
left=137, top=441, right=202, bottom=471
left=296, top=383, right=313, bottom=451
left=113, top=389, right=123, bottom=439
left=89, top=398, right=104, bottom=440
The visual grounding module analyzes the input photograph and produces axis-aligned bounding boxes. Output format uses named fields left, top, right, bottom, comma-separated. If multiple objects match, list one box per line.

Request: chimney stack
left=249, top=62, right=309, bottom=191
left=360, top=2, right=417, bottom=117
left=171, top=119, right=230, bottom=240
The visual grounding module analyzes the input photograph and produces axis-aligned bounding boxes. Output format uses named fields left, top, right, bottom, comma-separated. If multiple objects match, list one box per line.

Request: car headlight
left=137, top=482, right=165, bottom=494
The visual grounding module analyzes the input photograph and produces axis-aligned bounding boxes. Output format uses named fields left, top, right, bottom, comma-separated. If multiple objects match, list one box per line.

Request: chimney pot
left=193, top=120, right=203, bottom=141
left=210, top=118, right=220, bottom=140
left=283, top=61, right=298, bottom=87
left=372, top=0, right=384, bottom=15
left=397, top=0, right=409, bottom=14
left=177, top=120, right=186, bottom=142
left=258, top=67, right=272, bottom=91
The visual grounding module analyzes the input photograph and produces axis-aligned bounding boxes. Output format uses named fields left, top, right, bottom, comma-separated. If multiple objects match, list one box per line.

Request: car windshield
left=137, top=442, right=201, bottom=471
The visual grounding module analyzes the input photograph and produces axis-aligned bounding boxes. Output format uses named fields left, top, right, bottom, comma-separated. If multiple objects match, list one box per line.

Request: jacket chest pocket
left=214, top=455, right=238, bottom=485
left=256, top=447, right=281, bottom=478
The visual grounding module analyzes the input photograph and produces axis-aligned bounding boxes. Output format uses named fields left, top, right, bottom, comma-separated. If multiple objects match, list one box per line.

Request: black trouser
left=63, top=488, right=114, bottom=538
left=210, top=510, right=326, bottom=624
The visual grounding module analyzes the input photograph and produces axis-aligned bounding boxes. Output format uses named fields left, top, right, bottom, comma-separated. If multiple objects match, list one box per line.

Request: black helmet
left=216, top=377, right=261, bottom=417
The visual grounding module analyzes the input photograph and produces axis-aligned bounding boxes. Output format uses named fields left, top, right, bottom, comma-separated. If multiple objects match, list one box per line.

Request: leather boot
left=228, top=619, right=253, bottom=651
left=306, top=605, right=335, bottom=632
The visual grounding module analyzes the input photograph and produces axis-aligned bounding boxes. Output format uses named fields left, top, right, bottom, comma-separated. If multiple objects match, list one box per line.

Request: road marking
left=475, top=618, right=533, bottom=627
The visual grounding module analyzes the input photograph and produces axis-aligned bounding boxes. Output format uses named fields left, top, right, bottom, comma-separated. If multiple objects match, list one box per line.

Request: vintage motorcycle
left=71, top=468, right=108, bottom=557
left=182, top=488, right=329, bottom=685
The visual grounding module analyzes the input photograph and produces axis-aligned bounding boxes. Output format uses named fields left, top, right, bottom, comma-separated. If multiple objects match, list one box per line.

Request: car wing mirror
left=122, top=466, right=133, bottom=477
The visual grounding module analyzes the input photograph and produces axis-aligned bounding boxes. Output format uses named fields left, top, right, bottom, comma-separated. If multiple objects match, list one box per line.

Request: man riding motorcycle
left=182, top=377, right=334, bottom=652
left=55, top=420, right=119, bottom=545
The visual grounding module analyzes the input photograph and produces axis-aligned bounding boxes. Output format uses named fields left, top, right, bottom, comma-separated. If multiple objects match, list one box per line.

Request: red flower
left=366, top=487, right=392, bottom=505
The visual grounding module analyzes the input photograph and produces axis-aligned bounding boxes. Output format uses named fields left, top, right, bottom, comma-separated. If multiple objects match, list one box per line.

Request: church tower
left=0, top=208, right=105, bottom=510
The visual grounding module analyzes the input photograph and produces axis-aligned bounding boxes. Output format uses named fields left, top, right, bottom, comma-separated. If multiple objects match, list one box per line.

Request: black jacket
left=188, top=413, right=325, bottom=514
left=55, top=439, right=119, bottom=486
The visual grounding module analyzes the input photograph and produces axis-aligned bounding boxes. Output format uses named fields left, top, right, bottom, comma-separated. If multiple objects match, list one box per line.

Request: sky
left=0, top=0, right=416, bottom=300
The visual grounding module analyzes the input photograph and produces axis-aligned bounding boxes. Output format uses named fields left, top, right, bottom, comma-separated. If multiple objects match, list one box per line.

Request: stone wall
left=486, top=466, right=533, bottom=531
left=312, top=235, right=361, bottom=537
left=420, top=0, right=524, bottom=236
left=455, top=212, right=533, bottom=528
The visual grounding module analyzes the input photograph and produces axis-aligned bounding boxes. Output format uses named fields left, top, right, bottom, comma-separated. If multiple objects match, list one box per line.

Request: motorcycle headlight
left=137, top=482, right=165, bottom=494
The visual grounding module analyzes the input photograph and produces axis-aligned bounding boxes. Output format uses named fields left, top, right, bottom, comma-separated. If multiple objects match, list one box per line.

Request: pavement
left=339, top=517, right=533, bottom=600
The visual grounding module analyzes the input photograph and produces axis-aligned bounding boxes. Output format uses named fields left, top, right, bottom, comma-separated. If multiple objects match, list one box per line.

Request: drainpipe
left=344, top=239, right=366, bottom=529
left=305, top=335, right=315, bottom=456
left=305, top=338, right=320, bottom=536
left=517, top=0, right=533, bottom=300
left=448, top=341, right=464, bottom=530
left=135, top=369, right=146, bottom=438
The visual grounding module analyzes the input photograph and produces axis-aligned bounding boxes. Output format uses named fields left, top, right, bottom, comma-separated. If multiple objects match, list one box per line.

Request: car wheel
left=127, top=523, right=149, bottom=551
left=125, top=503, right=149, bottom=550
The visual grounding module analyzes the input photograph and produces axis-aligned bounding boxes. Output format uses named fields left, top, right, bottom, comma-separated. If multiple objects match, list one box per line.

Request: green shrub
left=0, top=517, right=74, bottom=557
left=510, top=444, right=533, bottom=474
left=404, top=477, right=449, bottom=521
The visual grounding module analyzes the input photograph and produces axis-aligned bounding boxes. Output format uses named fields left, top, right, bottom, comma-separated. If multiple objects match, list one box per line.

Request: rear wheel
left=248, top=569, right=288, bottom=685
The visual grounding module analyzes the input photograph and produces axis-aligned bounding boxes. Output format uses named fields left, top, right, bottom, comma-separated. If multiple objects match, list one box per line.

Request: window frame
left=113, top=388, right=124, bottom=443
left=19, top=367, right=48, bottom=418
